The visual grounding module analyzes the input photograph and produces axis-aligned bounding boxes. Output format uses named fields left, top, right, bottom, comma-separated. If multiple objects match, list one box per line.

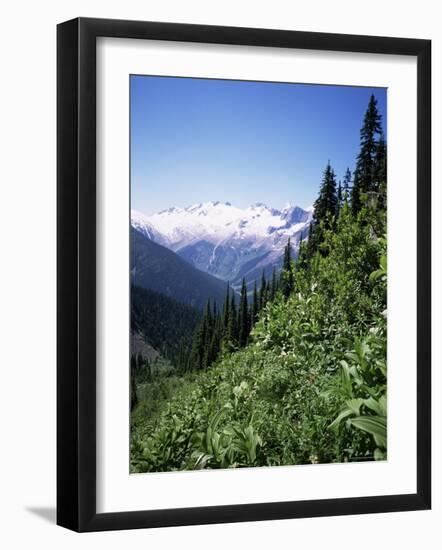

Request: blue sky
left=131, top=75, right=386, bottom=214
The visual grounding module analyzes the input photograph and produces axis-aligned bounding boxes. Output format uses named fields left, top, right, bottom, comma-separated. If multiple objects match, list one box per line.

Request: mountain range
left=132, top=201, right=313, bottom=289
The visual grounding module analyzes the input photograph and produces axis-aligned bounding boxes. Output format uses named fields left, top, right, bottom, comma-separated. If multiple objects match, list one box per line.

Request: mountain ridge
left=131, top=227, right=232, bottom=309
left=132, top=201, right=313, bottom=288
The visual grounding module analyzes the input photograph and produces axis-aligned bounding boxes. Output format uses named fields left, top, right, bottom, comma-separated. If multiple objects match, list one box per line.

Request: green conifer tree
left=130, top=370, right=138, bottom=411
left=227, top=294, right=238, bottom=349
left=222, top=283, right=230, bottom=336
left=373, top=133, right=387, bottom=209
left=308, top=162, right=338, bottom=256
left=281, top=237, right=294, bottom=298
left=270, top=266, right=277, bottom=300
left=297, top=237, right=309, bottom=270
left=259, top=271, right=267, bottom=310
left=252, top=280, right=259, bottom=326
left=191, top=309, right=208, bottom=370
left=352, top=94, right=383, bottom=214
left=238, top=278, right=250, bottom=348
left=342, top=167, right=352, bottom=204
left=337, top=180, right=342, bottom=217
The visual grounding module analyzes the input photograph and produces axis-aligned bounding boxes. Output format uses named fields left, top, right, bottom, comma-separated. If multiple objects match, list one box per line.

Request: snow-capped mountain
left=131, top=201, right=313, bottom=289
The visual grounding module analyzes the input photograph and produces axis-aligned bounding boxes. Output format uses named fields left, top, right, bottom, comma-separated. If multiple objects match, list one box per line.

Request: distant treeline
left=187, top=245, right=295, bottom=373
left=131, top=285, right=201, bottom=367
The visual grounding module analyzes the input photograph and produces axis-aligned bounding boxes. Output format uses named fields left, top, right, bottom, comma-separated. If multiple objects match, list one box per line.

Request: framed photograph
left=57, top=17, right=431, bottom=532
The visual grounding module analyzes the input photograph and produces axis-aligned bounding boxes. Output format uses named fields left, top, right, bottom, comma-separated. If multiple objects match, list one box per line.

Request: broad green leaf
left=329, top=408, right=354, bottom=430
left=346, top=398, right=364, bottom=416
left=364, top=396, right=386, bottom=416
left=350, top=416, right=387, bottom=448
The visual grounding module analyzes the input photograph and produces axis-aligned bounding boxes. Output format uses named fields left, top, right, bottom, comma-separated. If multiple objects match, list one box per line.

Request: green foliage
left=326, top=235, right=387, bottom=460
left=238, top=278, right=250, bottom=348
left=308, top=162, right=338, bottom=257
left=190, top=271, right=278, bottom=370
left=131, top=285, right=201, bottom=370
left=130, top=95, right=388, bottom=472
left=342, top=167, right=352, bottom=204
left=352, top=94, right=384, bottom=215
left=131, top=203, right=387, bottom=471
left=326, top=325, right=387, bottom=460
left=280, top=238, right=294, bottom=298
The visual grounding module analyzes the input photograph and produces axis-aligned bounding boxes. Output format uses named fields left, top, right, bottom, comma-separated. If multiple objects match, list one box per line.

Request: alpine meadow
left=130, top=77, right=387, bottom=473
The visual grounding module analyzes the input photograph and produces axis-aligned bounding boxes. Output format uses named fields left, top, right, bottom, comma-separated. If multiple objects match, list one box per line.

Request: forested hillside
left=131, top=285, right=201, bottom=367
left=131, top=227, right=231, bottom=309
left=131, top=94, right=387, bottom=472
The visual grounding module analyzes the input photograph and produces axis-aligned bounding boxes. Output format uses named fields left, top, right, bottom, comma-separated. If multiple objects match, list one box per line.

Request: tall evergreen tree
left=308, top=162, right=338, bottom=256
left=270, top=266, right=277, bottom=300
left=352, top=94, right=383, bottom=214
left=373, top=134, right=386, bottom=184
left=266, top=279, right=271, bottom=301
left=205, top=299, right=213, bottom=331
left=373, top=133, right=387, bottom=209
left=281, top=237, right=294, bottom=298
left=191, top=304, right=210, bottom=370
left=144, top=357, right=152, bottom=382
left=297, top=237, right=309, bottom=270
left=259, top=270, right=267, bottom=310
left=306, top=223, right=314, bottom=257
left=238, top=278, right=250, bottom=348
left=313, top=162, right=338, bottom=226
left=283, top=237, right=292, bottom=270
left=252, top=280, right=259, bottom=326
left=213, top=300, right=217, bottom=319
left=227, top=294, right=238, bottom=348
left=337, top=180, right=342, bottom=217
left=342, top=167, right=352, bottom=204
left=131, top=354, right=137, bottom=375
left=222, top=283, right=230, bottom=336
left=130, top=370, right=138, bottom=411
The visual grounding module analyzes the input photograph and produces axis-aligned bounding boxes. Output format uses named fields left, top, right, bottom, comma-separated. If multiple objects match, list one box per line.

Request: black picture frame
left=57, top=17, right=431, bottom=532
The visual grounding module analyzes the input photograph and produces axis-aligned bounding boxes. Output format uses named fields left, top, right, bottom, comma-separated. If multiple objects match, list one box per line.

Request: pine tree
left=206, top=332, right=219, bottom=367
left=202, top=299, right=215, bottom=367
left=222, top=283, right=230, bottom=336
left=205, top=299, right=213, bottom=331
left=259, top=271, right=267, bottom=310
left=130, top=370, right=138, bottom=411
left=266, top=279, right=271, bottom=300
left=131, top=354, right=137, bottom=375
left=297, top=237, right=309, bottom=270
left=306, top=222, right=314, bottom=258
left=252, top=280, right=259, bottom=326
left=270, top=266, right=277, bottom=300
left=373, top=133, right=387, bottom=209
left=238, top=278, right=250, bottom=348
left=313, top=162, right=338, bottom=227
left=308, top=162, right=338, bottom=256
left=342, top=167, right=352, bottom=204
left=144, top=357, right=152, bottom=382
left=227, top=294, right=238, bottom=349
left=352, top=94, right=383, bottom=214
left=191, top=308, right=208, bottom=370
left=337, top=180, right=342, bottom=217
left=281, top=237, right=294, bottom=298
left=176, top=341, right=185, bottom=374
